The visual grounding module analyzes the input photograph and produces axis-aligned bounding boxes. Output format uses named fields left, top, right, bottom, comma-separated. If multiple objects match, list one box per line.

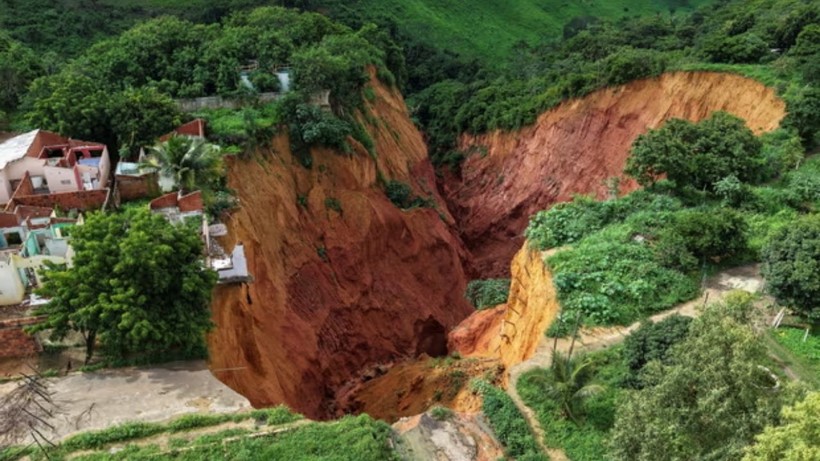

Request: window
left=60, top=179, right=72, bottom=185
left=4, top=232, right=22, bottom=245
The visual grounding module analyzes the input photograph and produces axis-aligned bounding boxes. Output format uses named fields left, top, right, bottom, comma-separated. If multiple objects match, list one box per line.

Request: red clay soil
left=442, top=71, right=787, bottom=276
left=207, top=74, right=473, bottom=420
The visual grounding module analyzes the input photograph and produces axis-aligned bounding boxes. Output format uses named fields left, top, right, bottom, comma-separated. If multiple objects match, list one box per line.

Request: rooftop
left=0, top=130, right=39, bottom=170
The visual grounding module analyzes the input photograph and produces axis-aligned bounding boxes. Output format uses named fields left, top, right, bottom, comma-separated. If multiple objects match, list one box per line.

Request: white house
left=0, top=130, right=110, bottom=204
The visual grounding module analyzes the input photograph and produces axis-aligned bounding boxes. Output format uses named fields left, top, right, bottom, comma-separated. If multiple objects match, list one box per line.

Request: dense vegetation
left=4, top=6, right=397, bottom=165
left=29, top=208, right=217, bottom=364
left=762, top=215, right=820, bottom=322
left=518, top=296, right=813, bottom=461
left=410, top=0, right=819, bottom=163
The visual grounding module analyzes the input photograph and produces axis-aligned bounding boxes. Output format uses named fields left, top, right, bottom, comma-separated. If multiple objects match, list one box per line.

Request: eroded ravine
left=208, top=75, right=473, bottom=419
left=444, top=71, right=786, bottom=276
left=207, top=71, right=786, bottom=421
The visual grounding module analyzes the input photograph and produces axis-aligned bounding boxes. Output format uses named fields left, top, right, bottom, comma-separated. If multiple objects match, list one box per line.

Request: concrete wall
left=5, top=156, right=45, bottom=183
left=44, top=165, right=80, bottom=193
left=0, top=257, right=25, bottom=306
left=175, top=92, right=279, bottom=112
left=0, top=170, right=12, bottom=203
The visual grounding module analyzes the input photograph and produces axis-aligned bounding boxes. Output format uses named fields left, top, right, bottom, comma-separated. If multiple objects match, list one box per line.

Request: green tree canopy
left=743, top=392, right=820, bottom=461
left=761, top=215, right=820, bottom=323
left=625, top=111, right=764, bottom=194
left=31, top=209, right=216, bottom=364
left=608, top=299, right=799, bottom=460
left=144, top=136, right=224, bottom=194
left=622, top=314, right=691, bottom=387
left=0, top=32, right=43, bottom=110
left=109, top=87, right=183, bottom=158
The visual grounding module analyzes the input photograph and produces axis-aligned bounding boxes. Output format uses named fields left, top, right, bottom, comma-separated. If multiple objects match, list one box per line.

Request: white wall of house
left=45, top=238, right=69, bottom=257
left=43, top=165, right=79, bottom=193
left=5, top=156, right=45, bottom=182
left=98, top=148, right=111, bottom=188
left=0, top=255, right=25, bottom=306
left=0, top=170, right=12, bottom=203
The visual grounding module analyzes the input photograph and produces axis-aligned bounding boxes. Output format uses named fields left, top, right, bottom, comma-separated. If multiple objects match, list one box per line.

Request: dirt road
left=0, top=360, right=250, bottom=443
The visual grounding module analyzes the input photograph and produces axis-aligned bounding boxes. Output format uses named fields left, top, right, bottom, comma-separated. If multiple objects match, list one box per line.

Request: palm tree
left=540, top=352, right=605, bottom=425
left=144, top=135, right=222, bottom=193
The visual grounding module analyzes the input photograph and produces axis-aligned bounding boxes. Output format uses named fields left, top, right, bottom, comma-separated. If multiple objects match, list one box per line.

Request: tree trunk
left=84, top=330, right=97, bottom=365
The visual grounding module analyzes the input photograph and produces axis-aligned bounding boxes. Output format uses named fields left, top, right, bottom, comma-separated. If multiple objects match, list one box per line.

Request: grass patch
left=475, top=380, right=548, bottom=460
left=14, top=406, right=306, bottom=461
left=768, top=327, right=820, bottom=388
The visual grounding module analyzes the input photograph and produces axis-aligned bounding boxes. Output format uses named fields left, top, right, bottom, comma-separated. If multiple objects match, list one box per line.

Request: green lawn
left=767, top=327, right=820, bottom=388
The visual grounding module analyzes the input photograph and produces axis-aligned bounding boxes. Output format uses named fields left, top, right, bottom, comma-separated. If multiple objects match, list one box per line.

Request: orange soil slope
left=449, top=246, right=560, bottom=371
left=344, top=245, right=560, bottom=422
left=443, top=71, right=786, bottom=276
left=208, top=75, right=473, bottom=420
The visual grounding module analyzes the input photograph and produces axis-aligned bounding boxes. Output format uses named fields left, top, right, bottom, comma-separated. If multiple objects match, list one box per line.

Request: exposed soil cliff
left=208, top=76, right=473, bottom=419
left=342, top=245, right=560, bottom=421
left=443, top=72, right=787, bottom=276
left=449, top=246, right=560, bottom=371
left=209, top=70, right=787, bottom=421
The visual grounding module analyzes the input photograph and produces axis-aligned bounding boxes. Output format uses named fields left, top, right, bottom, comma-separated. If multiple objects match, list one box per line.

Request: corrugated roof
left=0, top=130, right=39, bottom=170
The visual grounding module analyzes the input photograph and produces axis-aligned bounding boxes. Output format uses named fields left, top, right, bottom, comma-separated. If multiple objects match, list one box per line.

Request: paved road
left=0, top=360, right=250, bottom=443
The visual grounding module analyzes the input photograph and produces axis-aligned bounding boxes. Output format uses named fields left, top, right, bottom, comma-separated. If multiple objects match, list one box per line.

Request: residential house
left=0, top=205, right=78, bottom=306
left=0, top=130, right=111, bottom=211
left=149, top=190, right=249, bottom=284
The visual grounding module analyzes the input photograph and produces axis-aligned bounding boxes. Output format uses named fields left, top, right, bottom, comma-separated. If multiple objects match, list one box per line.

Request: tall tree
left=761, top=215, right=820, bottom=323
left=109, top=87, right=182, bottom=159
left=144, top=136, right=223, bottom=193
left=608, top=300, right=799, bottom=460
left=30, top=209, right=216, bottom=364
left=743, top=392, right=820, bottom=461
left=625, top=111, right=764, bottom=194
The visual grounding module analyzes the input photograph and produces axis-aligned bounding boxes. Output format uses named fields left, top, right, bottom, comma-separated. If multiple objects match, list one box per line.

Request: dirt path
left=506, top=264, right=765, bottom=461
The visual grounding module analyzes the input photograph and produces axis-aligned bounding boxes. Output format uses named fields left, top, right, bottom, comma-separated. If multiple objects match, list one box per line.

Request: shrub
left=601, top=47, right=666, bottom=86
left=622, top=315, right=692, bottom=387
left=324, top=197, right=342, bottom=213
left=669, top=208, right=749, bottom=261
left=701, top=32, right=769, bottom=64
left=385, top=180, right=413, bottom=208
left=526, top=192, right=682, bottom=250
left=430, top=406, right=453, bottom=421
left=384, top=179, right=433, bottom=209
left=465, top=279, right=511, bottom=309
left=546, top=223, right=699, bottom=332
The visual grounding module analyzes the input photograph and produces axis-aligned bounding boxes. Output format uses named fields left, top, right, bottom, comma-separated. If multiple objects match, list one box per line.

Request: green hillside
left=0, top=0, right=711, bottom=63
left=320, top=0, right=712, bottom=63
